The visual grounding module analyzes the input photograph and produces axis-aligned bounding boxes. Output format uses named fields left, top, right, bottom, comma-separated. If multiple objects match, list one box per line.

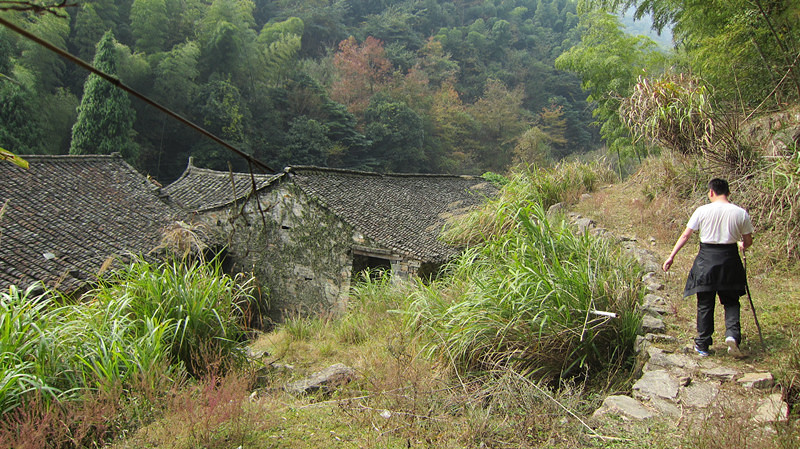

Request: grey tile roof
left=287, top=167, right=497, bottom=263
left=164, top=162, right=497, bottom=263
left=0, top=154, right=183, bottom=293
left=163, top=158, right=281, bottom=212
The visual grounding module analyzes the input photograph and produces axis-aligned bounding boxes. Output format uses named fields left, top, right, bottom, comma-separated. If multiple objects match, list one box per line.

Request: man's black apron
left=683, top=243, right=747, bottom=297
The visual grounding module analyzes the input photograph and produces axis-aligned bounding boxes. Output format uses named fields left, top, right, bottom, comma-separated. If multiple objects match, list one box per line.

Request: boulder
left=737, top=372, right=774, bottom=389
left=633, top=370, right=680, bottom=401
left=699, top=365, right=739, bottom=382
left=642, top=315, right=666, bottom=333
left=752, top=393, right=789, bottom=424
left=575, top=217, right=596, bottom=234
left=285, top=363, right=356, bottom=395
left=641, top=294, right=671, bottom=316
left=644, top=348, right=699, bottom=373
left=593, top=395, right=656, bottom=420
left=679, top=380, right=720, bottom=408
left=547, top=202, right=567, bottom=217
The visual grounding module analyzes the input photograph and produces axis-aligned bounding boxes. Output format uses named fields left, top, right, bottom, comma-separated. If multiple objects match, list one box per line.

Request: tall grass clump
left=337, top=269, right=412, bottom=344
left=88, top=256, right=255, bottom=375
left=0, top=257, right=255, bottom=446
left=620, top=73, right=714, bottom=157
left=407, top=167, right=642, bottom=381
left=443, top=161, right=615, bottom=246
left=741, top=144, right=800, bottom=260
left=0, top=285, right=58, bottom=413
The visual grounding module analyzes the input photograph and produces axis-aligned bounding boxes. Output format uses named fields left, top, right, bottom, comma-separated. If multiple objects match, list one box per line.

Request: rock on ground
left=285, top=363, right=356, bottom=395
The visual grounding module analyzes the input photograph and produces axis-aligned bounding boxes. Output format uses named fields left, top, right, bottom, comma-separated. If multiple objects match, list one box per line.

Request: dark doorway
left=416, top=262, right=441, bottom=283
left=352, top=254, right=391, bottom=281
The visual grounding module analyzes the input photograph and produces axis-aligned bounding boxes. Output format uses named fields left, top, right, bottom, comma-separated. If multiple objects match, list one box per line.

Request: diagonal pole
left=743, top=249, right=766, bottom=351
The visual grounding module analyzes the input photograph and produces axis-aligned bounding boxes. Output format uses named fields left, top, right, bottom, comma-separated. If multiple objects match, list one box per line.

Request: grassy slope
left=572, top=174, right=800, bottom=448
left=573, top=176, right=800, bottom=372
left=109, top=166, right=800, bottom=449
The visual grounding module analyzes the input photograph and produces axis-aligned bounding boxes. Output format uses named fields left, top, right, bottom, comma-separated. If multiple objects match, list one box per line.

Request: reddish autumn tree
left=331, top=36, right=393, bottom=119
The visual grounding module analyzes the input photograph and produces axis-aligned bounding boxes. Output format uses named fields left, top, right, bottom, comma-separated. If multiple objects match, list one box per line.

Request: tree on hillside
left=70, top=3, right=110, bottom=62
left=513, top=126, right=553, bottom=166
left=280, top=116, right=331, bottom=166
left=69, top=30, right=137, bottom=159
left=198, top=0, right=256, bottom=79
left=364, top=96, right=425, bottom=172
left=469, top=78, right=529, bottom=172
left=589, top=0, right=800, bottom=105
left=429, top=81, right=476, bottom=171
left=130, top=0, right=168, bottom=54
left=555, top=10, right=663, bottom=163
left=0, top=81, right=42, bottom=154
left=416, top=37, right=460, bottom=88
left=255, top=17, right=304, bottom=87
left=19, top=14, right=70, bottom=93
left=192, top=77, right=249, bottom=169
left=331, top=36, right=393, bottom=119
left=154, top=41, right=201, bottom=111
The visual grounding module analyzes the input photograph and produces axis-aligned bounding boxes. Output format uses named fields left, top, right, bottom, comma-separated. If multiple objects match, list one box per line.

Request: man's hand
left=664, top=227, right=694, bottom=273
left=741, top=233, right=753, bottom=251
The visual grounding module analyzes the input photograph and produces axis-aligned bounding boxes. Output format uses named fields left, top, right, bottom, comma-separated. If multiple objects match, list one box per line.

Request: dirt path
left=569, top=183, right=793, bottom=443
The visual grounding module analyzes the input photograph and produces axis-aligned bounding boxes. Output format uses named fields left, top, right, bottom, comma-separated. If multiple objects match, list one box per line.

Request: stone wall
left=744, top=106, right=800, bottom=156
left=202, top=181, right=355, bottom=322
left=199, top=180, right=429, bottom=322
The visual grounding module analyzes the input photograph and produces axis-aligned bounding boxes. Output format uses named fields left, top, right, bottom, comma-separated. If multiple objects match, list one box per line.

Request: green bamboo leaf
left=0, top=148, right=28, bottom=169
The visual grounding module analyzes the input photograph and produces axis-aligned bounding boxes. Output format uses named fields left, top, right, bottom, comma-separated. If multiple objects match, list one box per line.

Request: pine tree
left=69, top=30, right=137, bottom=159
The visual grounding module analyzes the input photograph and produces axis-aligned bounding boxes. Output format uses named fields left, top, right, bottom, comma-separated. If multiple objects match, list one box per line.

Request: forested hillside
left=0, top=0, right=599, bottom=182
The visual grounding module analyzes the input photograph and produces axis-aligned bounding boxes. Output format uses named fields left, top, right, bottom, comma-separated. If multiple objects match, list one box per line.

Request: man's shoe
left=726, top=336, right=744, bottom=358
left=694, top=345, right=710, bottom=357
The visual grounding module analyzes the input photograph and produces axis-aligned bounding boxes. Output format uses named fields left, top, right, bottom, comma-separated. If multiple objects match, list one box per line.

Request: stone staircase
left=563, top=207, right=790, bottom=426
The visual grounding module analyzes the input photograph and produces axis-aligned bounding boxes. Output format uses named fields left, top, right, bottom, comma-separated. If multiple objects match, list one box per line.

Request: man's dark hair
left=708, top=178, right=730, bottom=196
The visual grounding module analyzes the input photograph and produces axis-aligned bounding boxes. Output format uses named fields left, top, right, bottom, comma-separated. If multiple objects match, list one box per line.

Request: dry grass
left=81, top=154, right=800, bottom=448
left=573, top=158, right=800, bottom=404
left=621, top=73, right=714, bottom=156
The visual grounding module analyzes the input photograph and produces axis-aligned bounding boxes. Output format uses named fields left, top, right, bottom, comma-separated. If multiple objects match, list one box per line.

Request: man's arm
left=739, top=233, right=753, bottom=251
left=663, top=227, right=694, bottom=272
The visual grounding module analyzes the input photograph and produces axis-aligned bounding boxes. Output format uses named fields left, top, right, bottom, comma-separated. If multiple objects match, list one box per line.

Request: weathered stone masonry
left=210, top=181, right=357, bottom=317
left=164, top=162, right=498, bottom=321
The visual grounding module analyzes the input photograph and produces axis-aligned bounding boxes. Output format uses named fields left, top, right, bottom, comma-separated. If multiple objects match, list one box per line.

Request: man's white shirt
left=687, top=202, right=754, bottom=244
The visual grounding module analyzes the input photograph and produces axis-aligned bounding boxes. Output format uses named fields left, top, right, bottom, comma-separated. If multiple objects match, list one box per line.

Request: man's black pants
left=695, top=290, right=741, bottom=350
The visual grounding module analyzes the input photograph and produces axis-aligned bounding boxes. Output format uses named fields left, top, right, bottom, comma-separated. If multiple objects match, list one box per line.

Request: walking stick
left=743, top=249, right=766, bottom=351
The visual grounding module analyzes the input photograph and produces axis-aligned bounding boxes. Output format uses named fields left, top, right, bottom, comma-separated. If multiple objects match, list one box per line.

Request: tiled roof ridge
left=17, top=153, right=161, bottom=193
left=16, top=153, right=127, bottom=163
left=162, top=159, right=284, bottom=212
left=180, top=158, right=281, bottom=182
left=285, top=166, right=494, bottom=263
left=285, top=165, right=482, bottom=180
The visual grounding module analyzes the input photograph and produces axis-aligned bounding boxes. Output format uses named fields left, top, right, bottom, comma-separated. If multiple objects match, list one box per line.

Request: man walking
left=662, top=179, right=753, bottom=357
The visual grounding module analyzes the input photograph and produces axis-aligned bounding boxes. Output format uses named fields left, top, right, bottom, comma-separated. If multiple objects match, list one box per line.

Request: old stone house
left=0, top=154, right=183, bottom=294
left=164, top=160, right=497, bottom=319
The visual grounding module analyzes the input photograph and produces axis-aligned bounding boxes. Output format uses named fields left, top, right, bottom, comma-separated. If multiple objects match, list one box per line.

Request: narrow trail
left=565, top=192, right=790, bottom=431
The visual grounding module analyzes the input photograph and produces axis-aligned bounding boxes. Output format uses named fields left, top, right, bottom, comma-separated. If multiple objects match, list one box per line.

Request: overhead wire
left=0, top=15, right=276, bottom=174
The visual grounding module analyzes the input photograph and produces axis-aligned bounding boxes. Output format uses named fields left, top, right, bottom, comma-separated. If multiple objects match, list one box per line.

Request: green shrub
left=407, top=202, right=643, bottom=380
left=89, top=257, right=255, bottom=375
left=0, top=257, right=254, bottom=418
left=443, top=161, right=615, bottom=246
left=0, top=285, right=59, bottom=412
